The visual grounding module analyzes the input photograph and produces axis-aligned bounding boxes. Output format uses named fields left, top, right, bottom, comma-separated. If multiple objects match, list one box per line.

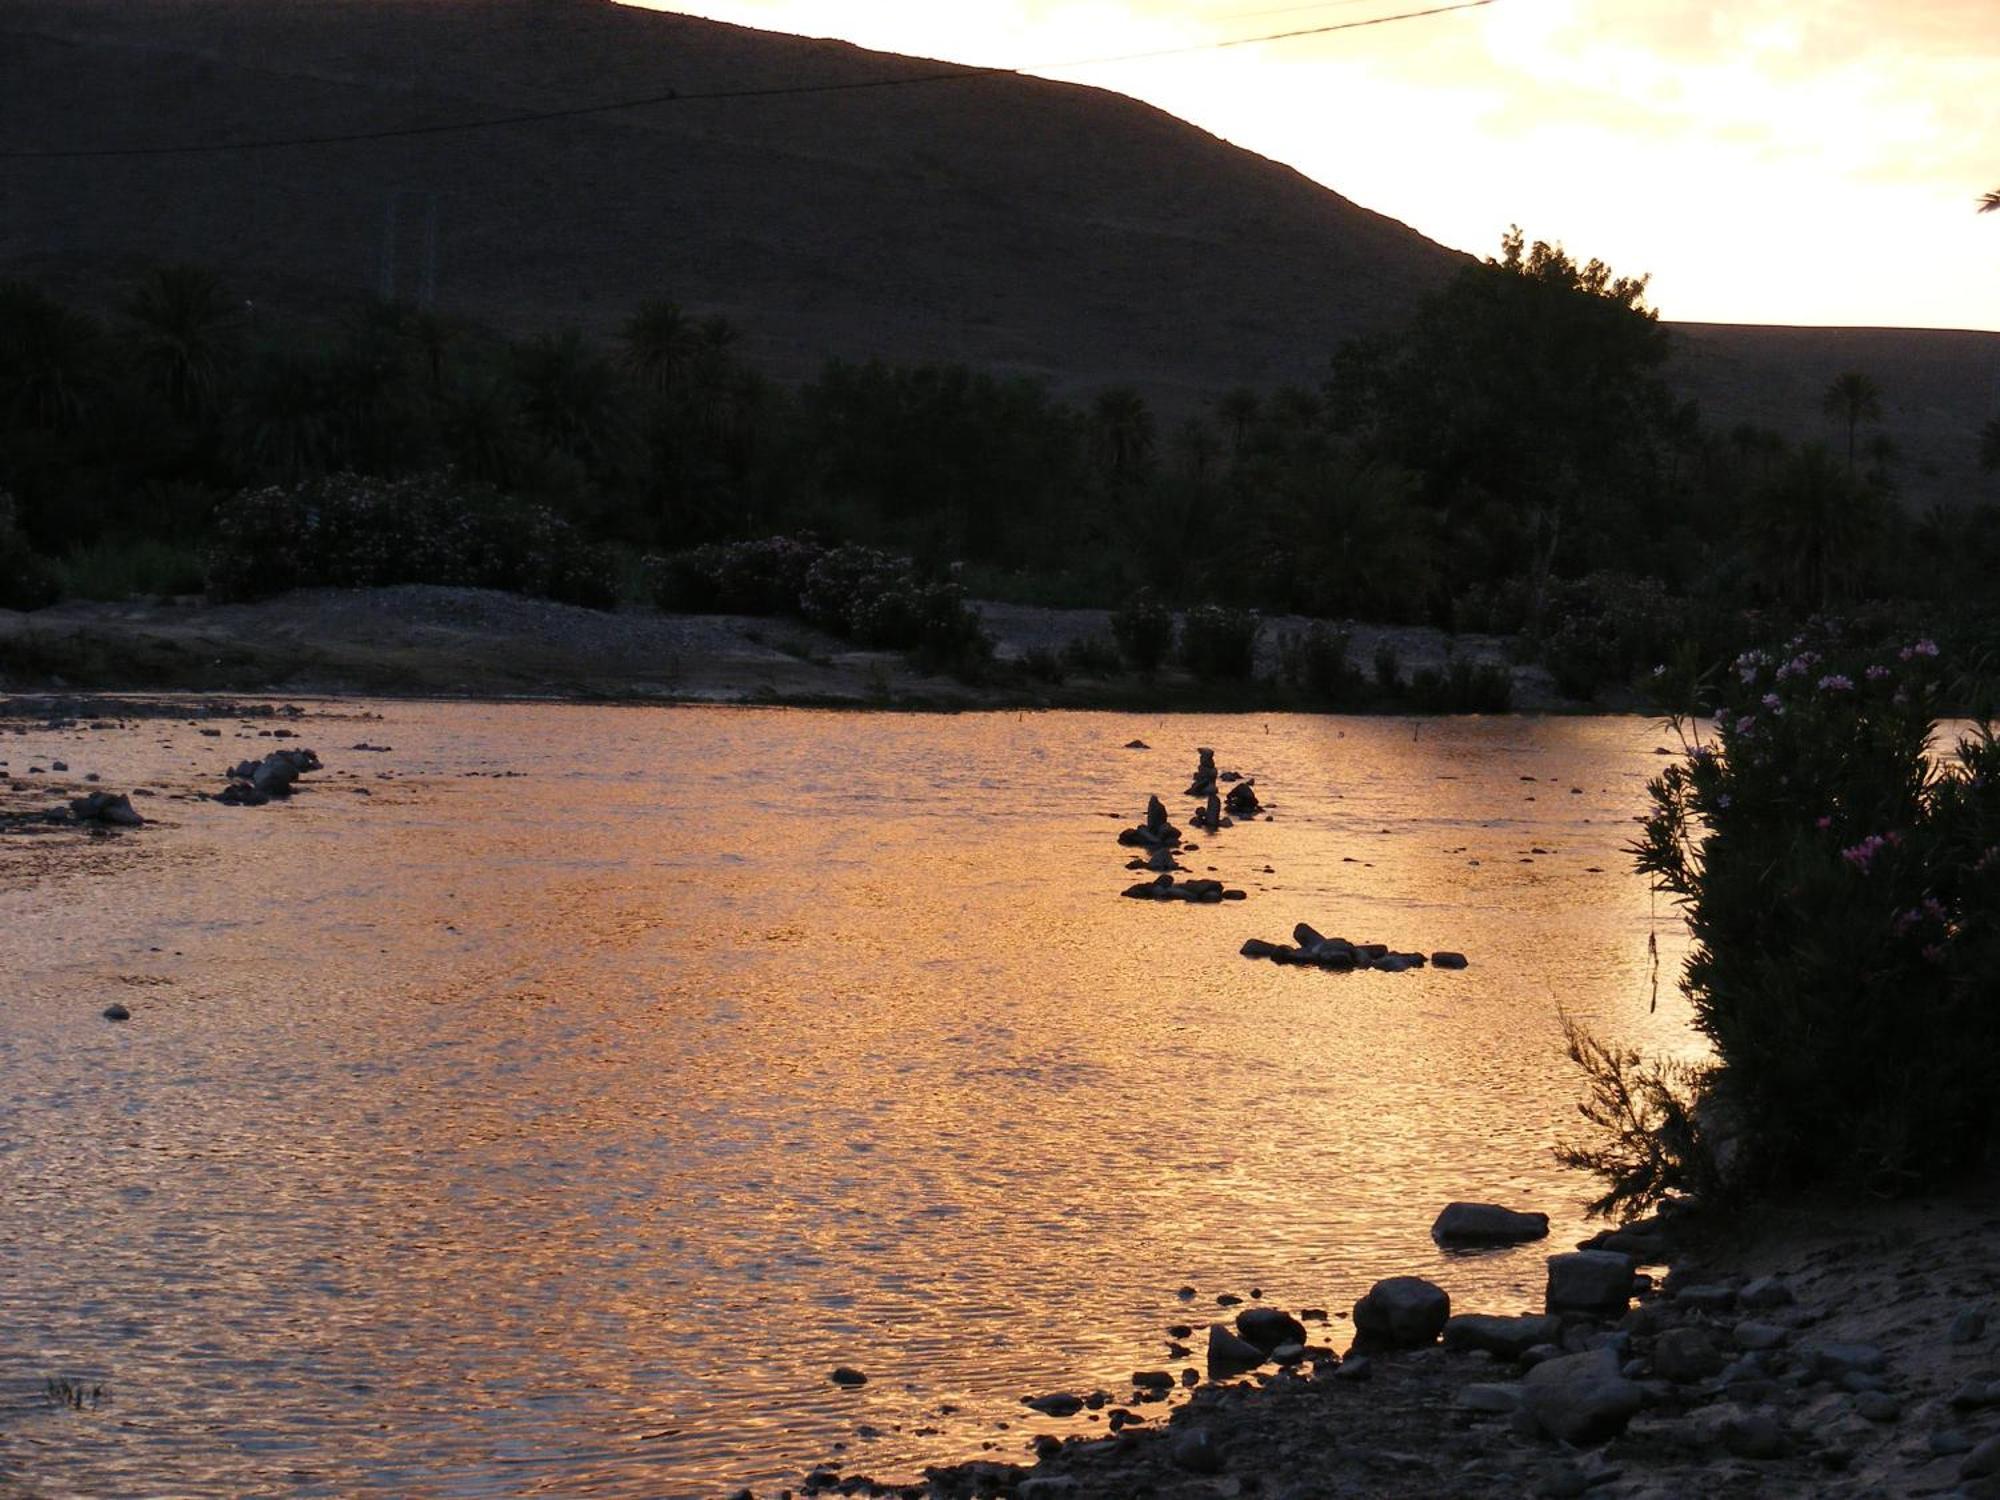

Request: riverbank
left=0, top=587, right=1575, bottom=710
left=847, top=1183, right=2000, bottom=1500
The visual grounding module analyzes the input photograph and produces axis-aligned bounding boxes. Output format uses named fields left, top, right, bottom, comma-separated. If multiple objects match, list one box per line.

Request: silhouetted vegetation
left=3, top=234, right=1997, bottom=704
left=1564, top=626, right=2000, bottom=1215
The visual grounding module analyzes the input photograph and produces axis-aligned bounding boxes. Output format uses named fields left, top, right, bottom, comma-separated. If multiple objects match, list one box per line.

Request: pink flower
left=1818, top=674, right=1854, bottom=692
left=1841, top=834, right=1890, bottom=872
left=1762, top=693, right=1782, bottom=710
left=1866, top=665, right=1891, bottom=681
left=1816, top=815, right=1833, bottom=829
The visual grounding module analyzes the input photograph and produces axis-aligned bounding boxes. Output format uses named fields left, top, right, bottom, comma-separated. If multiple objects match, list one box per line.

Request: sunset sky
left=629, top=0, right=2000, bottom=332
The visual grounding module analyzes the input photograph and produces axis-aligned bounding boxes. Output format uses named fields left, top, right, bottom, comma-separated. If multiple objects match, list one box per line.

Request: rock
left=1131, top=1371, right=1174, bottom=1392
left=1739, top=1276, right=1795, bottom=1310
left=1855, top=1391, right=1902, bottom=1423
left=1732, top=1322, right=1787, bottom=1352
left=1969, top=1436, right=2000, bottom=1480
left=1716, top=1410, right=1788, bottom=1460
left=1672, top=1283, right=1737, bottom=1312
left=1353, top=1276, right=1450, bottom=1349
left=1236, top=1307, right=1307, bottom=1352
left=1457, top=1383, right=1526, bottom=1414
left=1949, top=1379, right=2000, bottom=1410
left=1431, top=951, right=1469, bottom=969
left=1206, top=1324, right=1267, bottom=1376
left=1546, top=1251, right=1636, bottom=1318
left=1651, top=1326, right=1723, bottom=1383
left=69, top=791, right=144, bottom=827
left=1123, top=740, right=1149, bottom=750
left=1933, top=1430, right=1977, bottom=1456
left=1951, top=1310, right=1989, bottom=1345
left=1239, top=938, right=1284, bottom=958
left=1444, top=1314, right=1562, bottom=1361
left=830, top=1367, right=868, bottom=1387
left=102, top=1003, right=130, bottom=1021
left=1522, top=1348, right=1644, bottom=1445
left=1805, top=1343, right=1888, bottom=1380
left=1185, top=748, right=1218, bottom=798
left=1223, top=780, right=1261, bottom=817
left=1331, top=1355, right=1372, bottom=1382
left=1024, top=1393, right=1083, bottom=1417
left=1433, top=1202, right=1551, bottom=1246
left=1579, top=1220, right=1670, bottom=1262
left=1170, top=1429, right=1222, bottom=1474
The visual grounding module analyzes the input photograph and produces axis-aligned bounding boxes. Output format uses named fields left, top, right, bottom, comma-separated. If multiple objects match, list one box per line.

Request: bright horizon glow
left=621, top=0, right=2000, bottom=332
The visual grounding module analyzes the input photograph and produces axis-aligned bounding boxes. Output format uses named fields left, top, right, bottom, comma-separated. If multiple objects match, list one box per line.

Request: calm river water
left=0, top=705, right=1697, bottom=1498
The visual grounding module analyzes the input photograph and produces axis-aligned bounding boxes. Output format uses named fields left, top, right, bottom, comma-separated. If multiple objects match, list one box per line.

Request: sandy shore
left=0, top=587, right=1568, bottom=710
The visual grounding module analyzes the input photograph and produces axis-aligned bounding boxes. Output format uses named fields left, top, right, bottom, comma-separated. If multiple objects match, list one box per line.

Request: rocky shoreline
left=763, top=1184, right=2000, bottom=1500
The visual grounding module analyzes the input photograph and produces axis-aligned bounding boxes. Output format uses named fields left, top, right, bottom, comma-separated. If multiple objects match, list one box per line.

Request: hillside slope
left=3, top=0, right=1994, bottom=504
left=0, top=0, right=1463, bottom=397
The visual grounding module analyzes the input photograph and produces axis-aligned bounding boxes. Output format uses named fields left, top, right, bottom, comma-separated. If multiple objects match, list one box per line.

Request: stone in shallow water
left=1545, top=1251, right=1636, bottom=1318
left=1206, top=1324, right=1267, bottom=1376
left=1235, top=1306, right=1307, bottom=1352
left=1353, top=1276, right=1450, bottom=1349
left=829, top=1367, right=868, bottom=1387
left=1432, top=1202, right=1550, bottom=1245
left=1444, top=1313, right=1562, bottom=1361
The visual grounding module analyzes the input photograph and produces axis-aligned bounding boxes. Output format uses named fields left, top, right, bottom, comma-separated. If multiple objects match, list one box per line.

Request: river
left=0, top=704, right=1697, bottom=1498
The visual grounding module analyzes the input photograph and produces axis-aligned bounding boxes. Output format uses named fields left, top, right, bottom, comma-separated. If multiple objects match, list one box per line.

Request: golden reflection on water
left=0, top=706, right=1695, bottom=1497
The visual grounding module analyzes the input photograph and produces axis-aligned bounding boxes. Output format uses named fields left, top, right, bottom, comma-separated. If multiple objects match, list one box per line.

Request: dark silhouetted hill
left=4, top=0, right=1994, bottom=502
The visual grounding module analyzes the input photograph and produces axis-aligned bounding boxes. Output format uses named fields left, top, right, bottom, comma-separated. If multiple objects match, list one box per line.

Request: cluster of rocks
left=1241, top=922, right=1468, bottom=974
left=1120, top=874, right=1247, bottom=904
left=1115, top=795, right=1181, bottom=850
left=216, top=748, right=323, bottom=806
left=67, top=791, right=145, bottom=828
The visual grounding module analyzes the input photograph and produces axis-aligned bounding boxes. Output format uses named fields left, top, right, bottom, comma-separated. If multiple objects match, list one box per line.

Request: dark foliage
left=1110, top=589, right=1175, bottom=676
left=1178, top=603, right=1262, bottom=682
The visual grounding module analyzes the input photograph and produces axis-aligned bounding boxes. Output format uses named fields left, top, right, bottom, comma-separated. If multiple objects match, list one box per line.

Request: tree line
left=2, top=230, right=1997, bottom=694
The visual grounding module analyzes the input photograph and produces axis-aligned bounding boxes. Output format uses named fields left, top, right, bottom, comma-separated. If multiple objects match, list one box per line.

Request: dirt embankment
left=0, top=587, right=1568, bottom=709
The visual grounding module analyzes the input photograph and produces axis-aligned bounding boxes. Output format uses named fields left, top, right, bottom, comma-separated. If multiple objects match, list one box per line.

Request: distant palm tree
left=1746, top=443, right=1882, bottom=608
left=1981, top=189, right=1999, bottom=213
left=1090, top=386, right=1154, bottom=483
left=624, top=298, right=692, bottom=398
left=1215, top=387, right=1259, bottom=459
left=1981, top=415, right=2000, bottom=472
left=0, top=281, right=102, bottom=431
left=1821, top=370, right=1882, bottom=472
left=1174, top=416, right=1219, bottom=480
left=124, top=265, right=240, bottom=424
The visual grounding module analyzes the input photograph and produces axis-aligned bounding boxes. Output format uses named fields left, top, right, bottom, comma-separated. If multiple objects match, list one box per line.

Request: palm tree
left=0, top=281, right=102, bottom=432
left=1981, top=189, right=1999, bottom=213
left=512, top=330, right=627, bottom=472
left=1981, top=415, right=2000, bottom=472
left=1090, top=386, right=1154, bottom=484
left=1745, top=443, right=1883, bottom=608
left=1820, top=371, right=1882, bottom=472
left=1215, top=387, right=1259, bottom=459
left=623, top=298, right=692, bottom=398
left=124, top=265, right=240, bottom=424
left=1173, top=416, right=1218, bottom=480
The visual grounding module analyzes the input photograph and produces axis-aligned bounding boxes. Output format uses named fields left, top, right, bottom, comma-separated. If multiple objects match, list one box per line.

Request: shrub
left=1018, top=644, right=1067, bottom=685
left=1277, top=622, right=1360, bottom=706
left=1624, top=627, right=2000, bottom=1199
left=642, top=535, right=825, bottom=615
left=1537, top=572, right=1691, bottom=701
left=56, top=539, right=206, bottom=601
left=1553, top=1013, right=1713, bottom=1220
left=204, top=471, right=617, bottom=608
left=1058, top=634, right=1121, bottom=679
left=0, top=491, right=61, bottom=611
left=1373, top=641, right=1403, bottom=694
left=1110, top=589, right=1174, bottom=676
left=1408, top=654, right=1514, bottom=713
left=1178, top=603, right=1261, bottom=682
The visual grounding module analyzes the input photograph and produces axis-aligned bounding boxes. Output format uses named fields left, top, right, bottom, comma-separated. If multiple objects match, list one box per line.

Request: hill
left=3, top=0, right=1995, bottom=503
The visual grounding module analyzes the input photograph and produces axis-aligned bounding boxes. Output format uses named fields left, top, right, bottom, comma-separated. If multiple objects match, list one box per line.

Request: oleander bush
left=1408, top=654, right=1514, bottom=713
left=642, top=535, right=826, bottom=615
left=204, top=471, right=618, bottom=608
left=0, top=491, right=61, bottom=611
left=1277, top=622, right=1363, bottom=706
left=1110, top=588, right=1175, bottom=677
left=1178, top=603, right=1261, bottom=682
left=1586, top=626, right=2000, bottom=1208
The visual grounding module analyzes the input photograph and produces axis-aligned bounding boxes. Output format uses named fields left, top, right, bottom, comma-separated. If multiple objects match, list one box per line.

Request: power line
left=0, top=0, right=1494, bottom=161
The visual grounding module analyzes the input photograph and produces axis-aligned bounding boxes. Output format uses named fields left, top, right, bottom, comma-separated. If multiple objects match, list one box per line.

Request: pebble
left=1854, top=1390, right=1902, bottom=1423
left=1950, top=1310, right=1988, bottom=1345
left=102, top=1003, right=130, bottom=1021
left=829, top=1368, right=868, bottom=1387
